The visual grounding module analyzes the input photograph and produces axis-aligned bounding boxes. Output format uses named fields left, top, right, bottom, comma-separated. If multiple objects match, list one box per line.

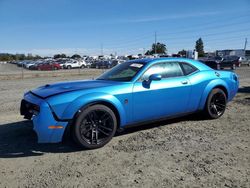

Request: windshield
left=97, top=61, right=145, bottom=81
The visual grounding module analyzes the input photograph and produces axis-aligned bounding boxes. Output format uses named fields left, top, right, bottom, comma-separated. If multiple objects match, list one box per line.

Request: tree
left=195, top=38, right=205, bottom=57
left=54, top=54, right=67, bottom=59
left=145, top=42, right=167, bottom=55
left=178, top=49, right=187, bottom=57
left=0, top=53, right=42, bottom=61
left=71, top=54, right=81, bottom=59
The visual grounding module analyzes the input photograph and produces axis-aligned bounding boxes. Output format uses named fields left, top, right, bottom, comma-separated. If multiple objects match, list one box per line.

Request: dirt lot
left=0, top=65, right=249, bottom=188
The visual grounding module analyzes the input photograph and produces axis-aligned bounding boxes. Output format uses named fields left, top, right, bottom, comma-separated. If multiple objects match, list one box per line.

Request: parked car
left=239, top=57, right=250, bottom=66
left=90, top=60, right=98, bottom=68
left=17, top=61, right=30, bottom=67
left=63, top=59, right=87, bottom=69
left=220, top=56, right=240, bottom=70
left=25, top=61, right=39, bottom=69
left=200, top=56, right=223, bottom=70
left=21, top=58, right=239, bottom=149
left=110, top=59, right=125, bottom=67
left=201, top=60, right=220, bottom=70
left=37, top=62, right=61, bottom=71
left=29, top=63, right=40, bottom=70
left=95, top=60, right=112, bottom=69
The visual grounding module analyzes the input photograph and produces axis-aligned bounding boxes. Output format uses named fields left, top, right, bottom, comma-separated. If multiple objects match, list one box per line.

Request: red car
left=37, top=62, right=61, bottom=71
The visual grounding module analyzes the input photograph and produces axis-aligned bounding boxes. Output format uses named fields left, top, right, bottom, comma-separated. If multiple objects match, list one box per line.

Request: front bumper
left=21, top=92, right=68, bottom=143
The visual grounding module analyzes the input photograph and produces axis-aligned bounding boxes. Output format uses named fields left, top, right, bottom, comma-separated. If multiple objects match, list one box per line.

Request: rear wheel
left=204, top=88, right=227, bottom=119
left=67, top=65, right=71, bottom=69
left=73, top=105, right=117, bottom=149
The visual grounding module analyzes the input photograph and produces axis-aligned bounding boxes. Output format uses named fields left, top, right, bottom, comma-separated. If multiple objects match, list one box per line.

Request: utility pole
left=154, top=31, right=157, bottom=54
left=244, top=38, right=248, bottom=51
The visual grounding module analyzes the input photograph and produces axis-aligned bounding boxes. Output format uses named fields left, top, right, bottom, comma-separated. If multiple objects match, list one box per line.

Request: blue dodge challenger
left=21, top=58, right=239, bottom=149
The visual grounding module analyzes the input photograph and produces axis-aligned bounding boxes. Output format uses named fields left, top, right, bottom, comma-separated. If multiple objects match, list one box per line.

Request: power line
left=102, top=14, right=250, bottom=48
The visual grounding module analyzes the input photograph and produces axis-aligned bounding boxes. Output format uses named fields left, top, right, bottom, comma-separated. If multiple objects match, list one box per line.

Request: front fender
left=198, top=79, right=229, bottom=110
left=61, top=92, right=127, bottom=127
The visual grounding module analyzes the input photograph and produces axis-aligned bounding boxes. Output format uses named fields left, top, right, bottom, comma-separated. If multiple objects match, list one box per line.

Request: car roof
left=129, top=58, right=211, bottom=71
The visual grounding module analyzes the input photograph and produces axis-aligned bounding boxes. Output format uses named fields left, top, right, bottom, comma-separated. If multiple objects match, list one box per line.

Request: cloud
left=115, top=11, right=220, bottom=24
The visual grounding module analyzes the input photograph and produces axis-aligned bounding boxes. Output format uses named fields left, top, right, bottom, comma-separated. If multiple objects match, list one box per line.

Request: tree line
left=0, top=53, right=83, bottom=61
left=0, top=53, right=42, bottom=61
left=0, top=38, right=205, bottom=61
left=145, top=37, right=205, bottom=57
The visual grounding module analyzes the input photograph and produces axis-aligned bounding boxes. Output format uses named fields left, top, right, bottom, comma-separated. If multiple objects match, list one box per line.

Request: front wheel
left=204, top=88, right=227, bottom=119
left=73, top=105, right=117, bottom=149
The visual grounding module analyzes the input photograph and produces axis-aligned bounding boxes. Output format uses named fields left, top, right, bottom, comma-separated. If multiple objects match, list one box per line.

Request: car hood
left=31, top=80, right=119, bottom=99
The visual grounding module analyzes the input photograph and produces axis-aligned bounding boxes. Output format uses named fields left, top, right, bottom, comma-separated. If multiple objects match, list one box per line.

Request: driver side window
left=140, top=62, right=184, bottom=81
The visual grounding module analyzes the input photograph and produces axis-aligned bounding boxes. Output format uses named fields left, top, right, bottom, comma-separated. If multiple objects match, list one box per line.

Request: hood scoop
left=31, top=80, right=118, bottom=99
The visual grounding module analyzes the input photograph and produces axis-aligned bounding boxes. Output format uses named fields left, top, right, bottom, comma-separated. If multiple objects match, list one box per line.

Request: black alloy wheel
left=73, top=105, right=117, bottom=149
left=205, top=88, right=227, bottom=119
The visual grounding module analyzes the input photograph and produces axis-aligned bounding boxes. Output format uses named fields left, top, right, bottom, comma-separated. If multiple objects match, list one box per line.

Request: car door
left=73, top=61, right=78, bottom=68
left=132, top=61, right=191, bottom=123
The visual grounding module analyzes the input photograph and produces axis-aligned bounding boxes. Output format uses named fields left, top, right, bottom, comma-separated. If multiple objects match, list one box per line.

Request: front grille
left=20, top=100, right=40, bottom=120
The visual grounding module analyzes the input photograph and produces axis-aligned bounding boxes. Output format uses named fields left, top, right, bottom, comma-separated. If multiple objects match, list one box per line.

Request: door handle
left=181, top=80, right=188, bottom=84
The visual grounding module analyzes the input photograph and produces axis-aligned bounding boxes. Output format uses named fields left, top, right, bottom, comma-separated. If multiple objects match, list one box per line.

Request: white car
left=63, top=59, right=87, bottom=69
left=24, top=61, right=36, bottom=69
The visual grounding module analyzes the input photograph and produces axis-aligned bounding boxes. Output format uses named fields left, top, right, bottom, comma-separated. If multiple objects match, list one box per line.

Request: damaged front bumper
left=20, top=92, right=69, bottom=143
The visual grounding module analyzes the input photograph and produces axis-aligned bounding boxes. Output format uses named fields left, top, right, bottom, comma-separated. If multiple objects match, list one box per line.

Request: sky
left=0, top=0, right=250, bottom=56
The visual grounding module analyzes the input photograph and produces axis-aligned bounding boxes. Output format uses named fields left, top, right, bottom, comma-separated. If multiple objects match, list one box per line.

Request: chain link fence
left=0, top=63, right=105, bottom=80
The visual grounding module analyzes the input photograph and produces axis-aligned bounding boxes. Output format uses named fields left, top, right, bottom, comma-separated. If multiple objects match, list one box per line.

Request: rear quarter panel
left=189, top=70, right=238, bottom=111
left=187, top=70, right=217, bottom=112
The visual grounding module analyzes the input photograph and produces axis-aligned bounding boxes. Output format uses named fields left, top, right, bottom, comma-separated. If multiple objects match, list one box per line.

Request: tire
left=204, top=88, right=227, bottom=119
left=216, top=64, right=220, bottom=70
left=73, top=104, right=117, bottom=149
left=231, top=64, right=236, bottom=70
left=67, top=65, right=71, bottom=69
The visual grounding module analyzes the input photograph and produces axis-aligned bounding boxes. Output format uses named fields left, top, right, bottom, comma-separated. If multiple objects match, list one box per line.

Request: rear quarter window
left=180, top=62, right=198, bottom=75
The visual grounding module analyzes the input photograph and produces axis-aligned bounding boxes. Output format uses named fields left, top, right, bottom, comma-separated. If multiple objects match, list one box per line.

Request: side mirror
left=149, top=74, right=162, bottom=81
left=142, top=74, right=162, bottom=89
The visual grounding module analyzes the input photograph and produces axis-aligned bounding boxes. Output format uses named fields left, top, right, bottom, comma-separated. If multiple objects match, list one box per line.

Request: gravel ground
left=0, top=66, right=249, bottom=188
